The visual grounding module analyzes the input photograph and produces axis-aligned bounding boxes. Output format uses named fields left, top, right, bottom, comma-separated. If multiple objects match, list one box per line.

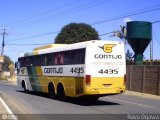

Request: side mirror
left=15, top=62, right=17, bottom=68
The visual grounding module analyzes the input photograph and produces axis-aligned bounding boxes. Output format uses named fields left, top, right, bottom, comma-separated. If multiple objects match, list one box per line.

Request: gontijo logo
left=99, top=44, right=116, bottom=53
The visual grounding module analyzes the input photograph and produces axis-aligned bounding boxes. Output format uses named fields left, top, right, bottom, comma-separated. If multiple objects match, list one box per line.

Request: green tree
left=2, top=55, right=14, bottom=71
left=55, top=23, right=100, bottom=44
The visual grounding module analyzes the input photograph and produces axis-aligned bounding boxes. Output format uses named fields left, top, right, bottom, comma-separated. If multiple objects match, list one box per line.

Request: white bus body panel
left=17, top=67, right=33, bottom=91
left=85, top=41, right=126, bottom=77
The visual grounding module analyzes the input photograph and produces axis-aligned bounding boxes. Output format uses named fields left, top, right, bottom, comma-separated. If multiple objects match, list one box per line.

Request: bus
left=16, top=40, right=126, bottom=101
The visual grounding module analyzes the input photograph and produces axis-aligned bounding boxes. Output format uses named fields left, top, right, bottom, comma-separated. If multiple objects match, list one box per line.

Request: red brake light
left=86, top=75, right=91, bottom=85
left=124, top=75, right=126, bottom=85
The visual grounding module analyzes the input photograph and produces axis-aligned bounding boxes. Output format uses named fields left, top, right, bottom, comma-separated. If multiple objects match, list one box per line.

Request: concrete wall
left=126, top=65, right=160, bottom=95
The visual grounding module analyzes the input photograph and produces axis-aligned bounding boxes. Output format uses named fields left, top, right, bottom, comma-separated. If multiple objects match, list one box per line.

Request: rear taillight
left=124, top=75, right=126, bottom=85
left=85, top=75, right=91, bottom=85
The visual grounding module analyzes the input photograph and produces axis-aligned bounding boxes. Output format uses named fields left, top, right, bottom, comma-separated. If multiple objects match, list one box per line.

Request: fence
left=126, top=65, right=160, bottom=95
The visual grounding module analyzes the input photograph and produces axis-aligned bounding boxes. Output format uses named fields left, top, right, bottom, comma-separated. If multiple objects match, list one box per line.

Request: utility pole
left=150, top=39, right=153, bottom=60
left=109, top=25, right=127, bottom=50
left=1, top=28, right=7, bottom=56
left=0, top=28, right=7, bottom=73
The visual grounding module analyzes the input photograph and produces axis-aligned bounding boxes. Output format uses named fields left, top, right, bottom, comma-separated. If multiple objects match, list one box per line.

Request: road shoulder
left=0, top=80, right=17, bottom=85
left=124, top=90, right=160, bottom=100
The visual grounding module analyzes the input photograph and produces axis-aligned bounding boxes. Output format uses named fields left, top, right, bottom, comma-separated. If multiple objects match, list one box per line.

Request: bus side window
left=54, top=53, right=58, bottom=65
left=64, top=51, right=68, bottom=64
left=33, top=56, right=38, bottom=66
left=50, top=53, right=54, bottom=65
left=26, top=57, right=30, bottom=66
left=44, top=55, right=47, bottom=66
left=26, top=57, right=33, bottom=66
left=17, top=58, right=21, bottom=73
left=40, top=55, right=43, bottom=66
left=75, top=50, right=79, bottom=64
left=78, top=49, right=85, bottom=64
left=65, top=50, right=77, bottom=64
left=17, top=61, right=21, bottom=69
left=70, top=50, right=76, bottom=64
left=22, top=58, right=25, bottom=67
left=22, top=57, right=27, bottom=67
left=60, top=52, right=64, bottom=64
left=46, top=54, right=51, bottom=65
left=38, top=55, right=42, bottom=66
left=30, top=57, right=33, bottom=66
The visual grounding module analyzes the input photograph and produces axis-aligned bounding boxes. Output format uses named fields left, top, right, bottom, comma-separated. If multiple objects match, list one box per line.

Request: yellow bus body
left=17, top=40, right=126, bottom=98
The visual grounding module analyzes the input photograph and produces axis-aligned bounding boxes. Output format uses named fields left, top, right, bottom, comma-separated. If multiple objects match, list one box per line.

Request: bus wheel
left=48, top=83, right=56, bottom=99
left=57, top=84, right=65, bottom=101
left=22, top=81, right=27, bottom=92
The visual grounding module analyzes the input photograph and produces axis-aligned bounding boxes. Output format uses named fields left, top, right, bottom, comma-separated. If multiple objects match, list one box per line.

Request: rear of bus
left=84, top=40, right=126, bottom=97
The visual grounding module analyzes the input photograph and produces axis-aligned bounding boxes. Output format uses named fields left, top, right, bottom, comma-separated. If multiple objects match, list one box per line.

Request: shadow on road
left=16, top=90, right=120, bottom=106
left=67, top=99, right=120, bottom=106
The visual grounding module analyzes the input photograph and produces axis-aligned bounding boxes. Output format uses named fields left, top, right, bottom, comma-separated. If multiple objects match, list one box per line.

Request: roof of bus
left=33, top=44, right=66, bottom=51
left=19, top=40, right=121, bottom=58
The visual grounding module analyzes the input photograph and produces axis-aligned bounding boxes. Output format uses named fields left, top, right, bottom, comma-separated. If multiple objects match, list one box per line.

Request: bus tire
left=48, top=83, right=56, bottom=99
left=57, top=83, right=66, bottom=101
left=22, top=80, right=27, bottom=92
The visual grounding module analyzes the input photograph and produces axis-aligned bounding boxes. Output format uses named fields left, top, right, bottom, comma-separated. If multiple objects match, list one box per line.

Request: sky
left=0, top=0, right=160, bottom=62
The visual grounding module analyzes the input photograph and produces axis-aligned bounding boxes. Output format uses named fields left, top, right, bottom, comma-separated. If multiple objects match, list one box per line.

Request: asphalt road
left=0, top=81, right=160, bottom=120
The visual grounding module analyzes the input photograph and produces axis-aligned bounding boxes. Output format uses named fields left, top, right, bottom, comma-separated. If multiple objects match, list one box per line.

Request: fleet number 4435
left=70, top=67, right=84, bottom=73
left=98, top=69, right=118, bottom=74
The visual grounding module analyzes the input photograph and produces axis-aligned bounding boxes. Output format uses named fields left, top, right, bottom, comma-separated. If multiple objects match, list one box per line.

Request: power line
left=7, top=2, right=160, bottom=39
left=7, top=30, right=113, bottom=43
left=99, top=31, right=115, bottom=36
left=10, top=2, right=160, bottom=29
left=99, top=20, right=160, bottom=37
left=7, top=31, right=59, bottom=42
left=5, top=0, right=81, bottom=26
left=6, top=46, right=26, bottom=52
left=152, top=20, right=160, bottom=24
left=153, top=29, right=160, bottom=46
left=5, top=2, right=160, bottom=40
left=48, top=0, right=109, bottom=22
left=6, top=19, right=160, bottom=44
left=5, top=4, right=160, bottom=44
left=91, top=6, right=160, bottom=25
left=10, top=0, right=108, bottom=28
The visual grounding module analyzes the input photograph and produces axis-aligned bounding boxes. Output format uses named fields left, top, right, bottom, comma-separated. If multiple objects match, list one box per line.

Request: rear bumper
left=83, top=87, right=125, bottom=96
